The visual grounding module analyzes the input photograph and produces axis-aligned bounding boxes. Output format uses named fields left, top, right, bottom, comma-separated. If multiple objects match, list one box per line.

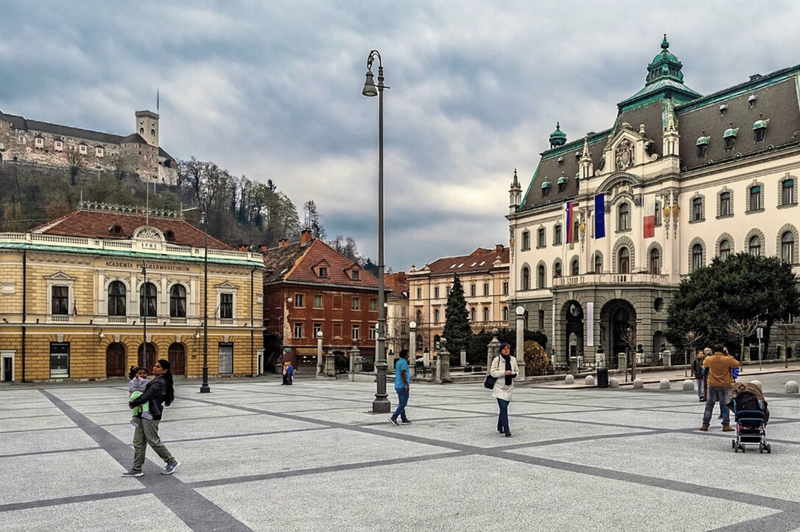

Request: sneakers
left=401, top=419, right=412, bottom=425
left=722, top=425, right=734, bottom=432
left=161, top=461, right=180, bottom=475
left=699, top=425, right=709, bottom=432
left=388, top=417, right=399, bottom=426
left=505, top=433, right=512, bottom=437
left=122, top=469, right=143, bottom=477
left=698, top=397, right=705, bottom=402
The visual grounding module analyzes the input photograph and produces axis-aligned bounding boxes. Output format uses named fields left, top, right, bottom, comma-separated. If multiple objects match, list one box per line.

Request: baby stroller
left=728, top=384, right=771, bottom=454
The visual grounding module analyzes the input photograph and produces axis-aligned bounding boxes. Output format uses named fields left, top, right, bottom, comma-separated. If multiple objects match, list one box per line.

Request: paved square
left=2, top=372, right=799, bottom=531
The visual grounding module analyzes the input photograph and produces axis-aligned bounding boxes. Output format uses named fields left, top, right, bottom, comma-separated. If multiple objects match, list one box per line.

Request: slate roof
left=420, top=246, right=509, bottom=277
left=0, top=111, right=126, bottom=145
left=31, top=210, right=232, bottom=250
left=262, top=239, right=380, bottom=289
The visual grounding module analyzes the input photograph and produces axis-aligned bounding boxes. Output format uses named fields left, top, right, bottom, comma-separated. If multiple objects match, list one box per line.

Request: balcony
left=551, top=272, right=673, bottom=288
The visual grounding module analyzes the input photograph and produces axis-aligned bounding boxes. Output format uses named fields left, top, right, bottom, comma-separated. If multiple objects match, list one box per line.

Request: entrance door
left=168, top=343, right=186, bottom=376
left=106, top=343, right=126, bottom=377
left=137, top=343, right=157, bottom=370
left=2, top=357, right=12, bottom=381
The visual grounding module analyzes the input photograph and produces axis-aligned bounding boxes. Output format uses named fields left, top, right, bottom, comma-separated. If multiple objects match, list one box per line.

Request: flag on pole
left=565, top=202, right=573, bottom=244
left=594, top=194, right=605, bottom=239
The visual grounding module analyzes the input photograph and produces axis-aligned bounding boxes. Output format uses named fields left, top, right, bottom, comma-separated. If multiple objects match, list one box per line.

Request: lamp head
left=362, top=70, right=378, bottom=97
left=316, top=330, right=323, bottom=339
left=409, top=321, right=416, bottom=330
left=515, top=306, right=525, bottom=316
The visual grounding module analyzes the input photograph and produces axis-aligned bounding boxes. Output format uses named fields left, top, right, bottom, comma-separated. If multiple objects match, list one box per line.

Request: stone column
left=349, top=343, right=361, bottom=381
left=316, top=333, right=324, bottom=376
left=515, top=306, right=526, bottom=380
left=436, top=339, right=450, bottom=383
left=325, top=352, right=336, bottom=377
left=486, top=328, right=500, bottom=370
left=459, top=349, right=467, bottom=367
left=408, top=321, right=417, bottom=378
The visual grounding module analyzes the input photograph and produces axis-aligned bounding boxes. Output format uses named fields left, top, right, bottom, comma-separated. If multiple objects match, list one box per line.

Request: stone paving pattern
left=2, top=369, right=800, bottom=532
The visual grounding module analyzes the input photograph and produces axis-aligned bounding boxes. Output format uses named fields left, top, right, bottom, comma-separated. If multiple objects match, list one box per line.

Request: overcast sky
left=3, top=1, right=800, bottom=271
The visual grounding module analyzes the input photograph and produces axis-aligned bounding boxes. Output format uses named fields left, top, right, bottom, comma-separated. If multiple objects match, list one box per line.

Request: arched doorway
left=106, top=343, right=126, bottom=377
left=137, top=342, right=157, bottom=370
left=564, top=301, right=584, bottom=364
left=599, top=299, right=637, bottom=369
left=168, top=343, right=186, bottom=376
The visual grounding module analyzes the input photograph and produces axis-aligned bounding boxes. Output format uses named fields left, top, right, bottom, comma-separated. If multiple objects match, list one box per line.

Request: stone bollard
left=659, top=379, right=671, bottom=390
left=460, top=349, right=467, bottom=367
left=569, top=356, right=578, bottom=375
left=786, top=381, right=799, bottom=394
left=750, top=380, right=762, bottom=392
left=325, top=353, right=336, bottom=377
left=682, top=379, right=694, bottom=391
left=565, top=374, right=575, bottom=385
left=585, top=375, right=595, bottom=386
left=663, top=351, right=672, bottom=367
left=609, top=378, right=620, bottom=388
left=437, top=340, right=450, bottom=383
left=486, top=330, right=500, bottom=370
left=633, top=378, right=644, bottom=389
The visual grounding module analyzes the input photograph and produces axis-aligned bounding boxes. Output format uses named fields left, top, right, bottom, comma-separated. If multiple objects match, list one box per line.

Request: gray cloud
left=3, top=0, right=800, bottom=270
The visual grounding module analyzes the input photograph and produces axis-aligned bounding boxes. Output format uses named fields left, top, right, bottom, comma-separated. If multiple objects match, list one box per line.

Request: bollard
left=659, top=379, right=671, bottom=390
left=609, top=378, right=620, bottom=388
left=682, top=379, right=694, bottom=391
left=786, top=381, right=799, bottom=394
left=632, top=378, right=644, bottom=389
left=565, top=374, right=575, bottom=385
left=584, top=375, right=595, bottom=386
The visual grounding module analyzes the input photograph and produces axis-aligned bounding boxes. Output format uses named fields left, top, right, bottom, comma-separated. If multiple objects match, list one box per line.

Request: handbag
left=484, top=374, right=497, bottom=389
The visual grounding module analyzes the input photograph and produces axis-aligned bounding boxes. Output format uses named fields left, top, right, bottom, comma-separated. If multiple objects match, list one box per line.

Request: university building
left=508, top=36, right=799, bottom=368
left=0, top=205, right=264, bottom=382
left=0, top=107, right=177, bottom=184
left=408, top=245, right=510, bottom=355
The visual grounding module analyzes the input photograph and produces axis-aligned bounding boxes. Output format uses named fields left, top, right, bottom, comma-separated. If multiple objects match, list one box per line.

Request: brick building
left=0, top=204, right=264, bottom=382
left=261, top=232, right=385, bottom=372
left=408, top=245, right=510, bottom=355
left=0, top=108, right=177, bottom=184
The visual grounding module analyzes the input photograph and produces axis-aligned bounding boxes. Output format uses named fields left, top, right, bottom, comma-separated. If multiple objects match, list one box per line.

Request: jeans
left=132, top=418, right=175, bottom=471
left=702, top=386, right=731, bottom=426
left=391, top=388, right=409, bottom=422
left=496, top=398, right=510, bottom=434
left=695, top=378, right=705, bottom=398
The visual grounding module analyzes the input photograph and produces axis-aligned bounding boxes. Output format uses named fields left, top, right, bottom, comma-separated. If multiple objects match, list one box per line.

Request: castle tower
left=135, top=110, right=159, bottom=147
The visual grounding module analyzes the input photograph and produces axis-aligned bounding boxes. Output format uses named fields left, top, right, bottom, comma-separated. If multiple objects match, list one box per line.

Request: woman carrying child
left=127, top=366, right=152, bottom=426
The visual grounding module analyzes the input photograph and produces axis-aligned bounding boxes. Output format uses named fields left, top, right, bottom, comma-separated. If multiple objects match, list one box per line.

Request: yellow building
left=408, top=245, right=510, bottom=354
left=0, top=205, right=264, bottom=382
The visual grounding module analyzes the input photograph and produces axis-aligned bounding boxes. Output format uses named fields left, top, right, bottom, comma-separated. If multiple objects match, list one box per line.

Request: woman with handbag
left=490, top=342, right=519, bottom=437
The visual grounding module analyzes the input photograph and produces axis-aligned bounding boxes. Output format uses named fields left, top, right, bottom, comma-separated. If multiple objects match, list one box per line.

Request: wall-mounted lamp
left=132, top=320, right=137, bottom=326
left=1, top=318, right=8, bottom=324
left=287, top=297, right=293, bottom=304
left=195, top=329, right=201, bottom=339
left=98, top=329, right=104, bottom=339
left=36, top=318, right=40, bottom=324
left=163, top=321, right=167, bottom=326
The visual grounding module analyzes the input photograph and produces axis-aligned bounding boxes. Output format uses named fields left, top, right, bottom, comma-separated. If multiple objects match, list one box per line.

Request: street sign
left=757, top=327, right=763, bottom=339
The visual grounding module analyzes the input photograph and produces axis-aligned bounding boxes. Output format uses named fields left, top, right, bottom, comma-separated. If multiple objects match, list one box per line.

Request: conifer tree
left=442, top=275, right=472, bottom=356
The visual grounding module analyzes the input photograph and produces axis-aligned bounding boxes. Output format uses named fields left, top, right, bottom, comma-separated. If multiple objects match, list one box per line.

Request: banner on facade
left=586, top=302, right=594, bottom=346
left=643, top=193, right=655, bottom=238
left=594, top=194, right=605, bottom=239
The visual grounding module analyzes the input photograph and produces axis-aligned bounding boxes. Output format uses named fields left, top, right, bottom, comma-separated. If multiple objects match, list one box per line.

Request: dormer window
left=164, top=230, right=175, bottom=241
left=318, top=267, right=328, bottom=278
left=557, top=175, right=567, bottom=193
left=723, top=124, right=738, bottom=151
left=541, top=179, right=551, bottom=197
left=719, top=103, right=728, bottom=116
left=34, top=136, right=44, bottom=149
left=748, top=94, right=757, bottom=109
left=54, top=139, right=63, bottom=152
left=557, top=156, right=564, bottom=166
left=696, top=132, right=709, bottom=158
left=753, top=115, right=768, bottom=142
left=351, top=270, right=360, bottom=281
left=95, top=146, right=104, bottom=158
left=78, top=144, right=87, bottom=155
left=574, top=151, right=581, bottom=162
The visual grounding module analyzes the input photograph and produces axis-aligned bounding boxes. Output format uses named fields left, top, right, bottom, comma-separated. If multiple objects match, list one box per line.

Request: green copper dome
left=557, top=175, right=567, bottom=185
left=723, top=125, right=739, bottom=139
left=645, top=34, right=684, bottom=85
left=549, top=122, right=567, bottom=148
left=541, top=179, right=551, bottom=189
left=696, top=132, right=710, bottom=146
left=753, top=118, right=768, bottom=130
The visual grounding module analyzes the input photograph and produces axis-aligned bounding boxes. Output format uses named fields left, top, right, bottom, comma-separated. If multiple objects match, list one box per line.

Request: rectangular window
left=51, top=286, right=69, bottom=315
left=313, top=322, right=322, bottom=337
left=554, top=225, right=562, bottom=245
left=416, top=288, right=422, bottom=299
left=369, top=325, right=378, bottom=340
left=502, top=281, right=509, bottom=295
left=692, top=198, right=703, bottom=221
left=470, top=284, right=476, bottom=297
left=318, top=267, right=327, bottom=278
left=313, top=295, right=323, bottom=309
left=220, top=293, right=233, bottom=319
left=294, top=322, right=303, bottom=338
left=352, top=324, right=360, bottom=340
left=537, top=228, right=546, bottom=248
left=434, top=287, right=440, bottom=299
left=522, top=231, right=530, bottom=250
left=720, top=193, right=731, bottom=216
left=218, top=343, right=233, bottom=374
left=352, top=297, right=360, bottom=310
left=483, top=283, right=489, bottom=296
left=750, top=186, right=762, bottom=211
left=351, top=270, right=360, bottom=281
left=294, top=293, right=304, bottom=308
left=333, top=296, right=342, bottom=309
left=49, top=342, right=70, bottom=379
left=370, top=298, right=377, bottom=311
left=783, top=180, right=795, bottom=205
left=333, top=322, right=342, bottom=338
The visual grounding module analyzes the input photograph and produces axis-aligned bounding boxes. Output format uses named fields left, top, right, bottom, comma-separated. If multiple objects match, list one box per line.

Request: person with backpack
left=490, top=343, right=519, bottom=437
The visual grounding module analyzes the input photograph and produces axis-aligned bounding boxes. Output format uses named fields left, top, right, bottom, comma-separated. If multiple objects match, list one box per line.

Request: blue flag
left=594, top=194, right=605, bottom=239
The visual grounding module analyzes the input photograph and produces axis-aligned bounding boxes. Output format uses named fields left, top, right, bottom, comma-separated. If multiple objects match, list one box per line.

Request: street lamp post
left=141, top=262, right=147, bottom=369
left=200, top=211, right=211, bottom=393
left=408, top=321, right=416, bottom=378
left=363, top=49, right=391, bottom=413
left=515, top=306, right=526, bottom=380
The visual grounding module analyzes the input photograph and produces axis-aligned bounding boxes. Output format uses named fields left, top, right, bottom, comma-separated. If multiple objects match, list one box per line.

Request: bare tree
left=618, top=326, right=638, bottom=381
left=66, top=148, right=85, bottom=186
left=774, top=318, right=795, bottom=369
left=683, top=330, right=706, bottom=377
left=725, top=318, right=759, bottom=364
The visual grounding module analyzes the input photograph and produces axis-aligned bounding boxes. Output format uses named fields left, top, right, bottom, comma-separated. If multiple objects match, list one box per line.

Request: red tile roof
left=422, top=246, right=509, bottom=276
left=262, top=238, right=379, bottom=289
left=32, top=209, right=232, bottom=250
left=385, top=271, right=409, bottom=296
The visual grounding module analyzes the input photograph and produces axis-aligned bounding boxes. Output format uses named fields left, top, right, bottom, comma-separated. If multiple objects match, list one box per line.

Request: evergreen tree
left=442, top=275, right=472, bottom=355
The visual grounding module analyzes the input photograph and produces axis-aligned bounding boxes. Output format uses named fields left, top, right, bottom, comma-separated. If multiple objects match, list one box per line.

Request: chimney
left=278, top=238, right=288, bottom=247
left=301, top=229, right=312, bottom=245
left=239, top=244, right=249, bottom=252
left=495, top=244, right=504, bottom=254
left=258, top=244, right=269, bottom=253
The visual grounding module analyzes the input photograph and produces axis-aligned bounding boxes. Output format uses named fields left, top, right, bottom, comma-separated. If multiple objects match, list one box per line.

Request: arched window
left=554, top=261, right=562, bottom=278
left=594, top=253, right=602, bottom=274
left=433, top=309, right=440, bottom=324
left=538, top=310, right=545, bottom=330
left=140, top=282, right=157, bottom=317
left=502, top=306, right=508, bottom=321
left=470, top=308, right=476, bottom=321
left=691, top=244, right=703, bottom=272
left=719, top=191, right=732, bottom=216
left=719, top=239, right=731, bottom=260
left=781, top=231, right=795, bottom=263
left=108, top=281, right=126, bottom=316
left=537, top=265, right=546, bottom=288
left=618, top=202, right=630, bottom=231
left=571, top=259, right=579, bottom=276
left=649, top=248, right=660, bottom=275
left=170, top=284, right=186, bottom=318
left=749, top=236, right=761, bottom=256
left=416, top=310, right=422, bottom=323
left=483, top=307, right=489, bottom=322
left=618, top=247, right=630, bottom=274
left=521, top=267, right=530, bottom=290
